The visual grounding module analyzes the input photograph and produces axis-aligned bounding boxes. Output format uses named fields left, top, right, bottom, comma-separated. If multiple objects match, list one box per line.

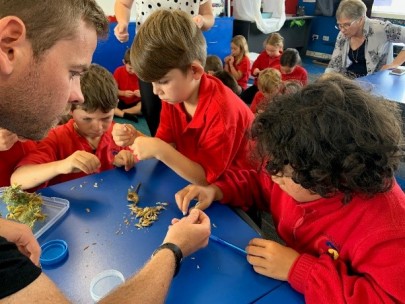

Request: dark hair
left=131, top=10, right=206, bottom=82
left=281, top=80, right=303, bottom=95
left=0, top=0, right=108, bottom=59
left=72, top=64, right=118, bottom=113
left=251, top=75, right=403, bottom=202
left=213, top=70, right=240, bottom=95
left=280, top=48, right=301, bottom=68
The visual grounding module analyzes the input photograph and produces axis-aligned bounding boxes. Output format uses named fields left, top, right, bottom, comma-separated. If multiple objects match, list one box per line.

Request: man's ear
left=0, top=16, right=26, bottom=75
left=190, top=60, right=205, bottom=80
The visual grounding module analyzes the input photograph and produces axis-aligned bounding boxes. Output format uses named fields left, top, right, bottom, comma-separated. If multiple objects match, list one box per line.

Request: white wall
left=96, top=0, right=135, bottom=21
left=96, top=0, right=115, bottom=17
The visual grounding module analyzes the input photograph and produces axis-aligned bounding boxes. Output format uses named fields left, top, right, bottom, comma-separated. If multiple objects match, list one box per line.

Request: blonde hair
left=263, top=33, right=284, bottom=49
left=258, top=68, right=282, bottom=95
left=231, top=35, right=249, bottom=64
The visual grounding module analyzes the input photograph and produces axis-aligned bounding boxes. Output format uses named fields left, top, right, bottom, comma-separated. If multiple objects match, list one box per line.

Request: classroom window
left=371, top=0, right=405, bottom=19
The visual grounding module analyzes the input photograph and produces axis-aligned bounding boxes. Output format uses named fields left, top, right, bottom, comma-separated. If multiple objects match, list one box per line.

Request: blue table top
left=38, top=159, right=283, bottom=303
left=357, top=69, right=405, bottom=103
left=254, top=283, right=305, bottom=303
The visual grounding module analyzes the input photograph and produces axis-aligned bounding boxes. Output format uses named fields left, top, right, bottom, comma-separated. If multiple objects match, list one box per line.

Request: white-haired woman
left=326, top=0, right=405, bottom=77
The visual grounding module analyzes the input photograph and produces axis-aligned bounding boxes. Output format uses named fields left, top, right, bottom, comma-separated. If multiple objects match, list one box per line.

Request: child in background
left=11, top=64, right=135, bottom=190
left=281, top=80, right=303, bottom=95
left=175, top=74, right=405, bottom=303
left=224, top=35, right=250, bottom=93
left=113, top=49, right=142, bottom=122
left=250, top=68, right=282, bottom=114
left=205, top=55, right=223, bottom=75
left=112, top=10, right=254, bottom=187
left=213, top=70, right=242, bottom=95
left=240, top=33, right=284, bottom=104
left=0, top=129, right=36, bottom=187
left=277, top=48, right=308, bottom=86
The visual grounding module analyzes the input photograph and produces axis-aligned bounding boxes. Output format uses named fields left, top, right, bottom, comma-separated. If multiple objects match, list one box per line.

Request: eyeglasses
left=335, top=19, right=358, bottom=30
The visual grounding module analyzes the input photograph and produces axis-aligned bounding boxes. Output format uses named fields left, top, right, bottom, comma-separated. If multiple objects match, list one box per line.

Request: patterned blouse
left=134, top=0, right=209, bottom=28
left=326, top=17, right=405, bottom=76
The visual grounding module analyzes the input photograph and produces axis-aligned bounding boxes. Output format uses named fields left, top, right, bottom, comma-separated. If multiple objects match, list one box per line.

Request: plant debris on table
left=1, top=184, right=46, bottom=228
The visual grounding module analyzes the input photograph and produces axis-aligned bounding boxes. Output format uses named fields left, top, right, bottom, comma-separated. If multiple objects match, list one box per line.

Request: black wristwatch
left=152, top=242, right=183, bottom=277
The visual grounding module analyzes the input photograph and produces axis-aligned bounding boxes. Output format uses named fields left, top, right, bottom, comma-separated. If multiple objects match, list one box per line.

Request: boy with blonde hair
left=112, top=10, right=254, bottom=187
left=250, top=68, right=282, bottom=114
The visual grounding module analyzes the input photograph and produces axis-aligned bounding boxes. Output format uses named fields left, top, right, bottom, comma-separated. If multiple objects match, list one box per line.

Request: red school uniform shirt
left=0, top=141, right=37, bottom=187
left=250, top=91, right=265, bottom=114
left=156, top=73, right=254, bottom=184
left=251, top=50, right=282, bottom=86
left=16, top=119, right=128, bottom=189
left=276, top=65, right=308, bottom=86
left=113, top=65, right=141, bottom=105
left=215, top=169, right=405, bottom=303
left=235, top=55, right=251, bottom=90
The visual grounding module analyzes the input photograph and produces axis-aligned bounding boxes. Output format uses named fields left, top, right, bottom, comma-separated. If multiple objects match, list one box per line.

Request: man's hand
left=0, top=218, right=41, bottom=266
left=163, top=209, right=211, bottom=257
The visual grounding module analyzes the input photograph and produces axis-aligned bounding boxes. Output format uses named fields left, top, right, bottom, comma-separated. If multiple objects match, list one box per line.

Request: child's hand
left=134, top=89, right=141, bottom=97
left=123, top=90, right=135, bottom=97
left=130, top=137, right=165, bottom=161
left=0, top=128, right=18, bottom=151
left=62, top=151, right=101, bottom=174
left=253, top=68, right=261, bottom=76
left=224, top=55, right=232, bottom=63
left=175, top=184, right=217, bottom=215
left=112, top=123, right=137, bottom=147
left=192, top=15, right=204, bottom=29
left=114, top=22, right=129, bottom=43
left=113, top=150, right=135, bottom=171
left=246, top=238, right=300, bottom=281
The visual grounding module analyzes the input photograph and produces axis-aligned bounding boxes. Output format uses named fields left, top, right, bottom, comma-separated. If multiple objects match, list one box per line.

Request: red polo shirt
left=17, top=119, right=128, bottom=188
left=156, top=74, right=254, bottom=183
left=235, top=55, right=251, bottom=90
left=0, top=141, right=37, bottom=187
left=276, top=65, right=308, bottom=86
left=113, top=66, right=141, bottom=105
left=251, top=51, right=282, bottom=86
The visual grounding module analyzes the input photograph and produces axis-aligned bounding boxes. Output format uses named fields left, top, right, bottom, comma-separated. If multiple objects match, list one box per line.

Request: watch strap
left=152, top=242, right=183, bottom=277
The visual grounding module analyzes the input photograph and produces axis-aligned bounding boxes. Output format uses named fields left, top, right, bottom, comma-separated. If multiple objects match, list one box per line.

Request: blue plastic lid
left=40, top=239, right=68, bottom=266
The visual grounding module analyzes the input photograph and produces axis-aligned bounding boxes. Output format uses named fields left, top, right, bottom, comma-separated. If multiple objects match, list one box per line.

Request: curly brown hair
left=251, top=74, right=403, bottom=202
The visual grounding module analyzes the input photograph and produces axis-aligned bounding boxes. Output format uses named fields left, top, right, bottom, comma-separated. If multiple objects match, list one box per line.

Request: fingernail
left=182, top=211, right=187, bottom=216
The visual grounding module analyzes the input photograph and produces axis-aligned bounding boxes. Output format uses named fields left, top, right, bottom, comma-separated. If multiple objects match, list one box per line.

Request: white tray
left=0, top=190, right=69, bottom=239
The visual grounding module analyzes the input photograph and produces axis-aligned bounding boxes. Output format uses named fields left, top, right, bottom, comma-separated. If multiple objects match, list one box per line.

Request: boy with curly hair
left=175, top=74, right=405, bottom=303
